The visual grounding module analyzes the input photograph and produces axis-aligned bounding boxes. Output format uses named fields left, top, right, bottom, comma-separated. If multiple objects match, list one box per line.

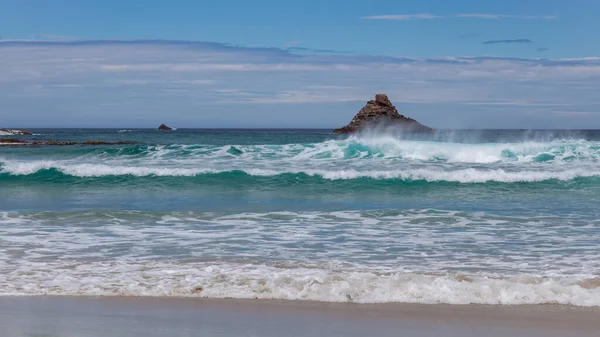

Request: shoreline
left=1, top=296, right=598, bottom=336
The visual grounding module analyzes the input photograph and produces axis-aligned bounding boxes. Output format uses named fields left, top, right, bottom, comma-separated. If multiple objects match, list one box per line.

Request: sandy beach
left=0, top=297, right=598, bottom=337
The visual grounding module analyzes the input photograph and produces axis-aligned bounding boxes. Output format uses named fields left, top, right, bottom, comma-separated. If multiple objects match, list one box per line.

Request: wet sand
left=0, top=296, right=598, bottom=337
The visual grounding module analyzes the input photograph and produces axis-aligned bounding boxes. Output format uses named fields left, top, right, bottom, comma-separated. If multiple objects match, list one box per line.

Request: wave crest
left=3, top=136, right=600, bottom=184
left=1, top=162, right=599, bottom=183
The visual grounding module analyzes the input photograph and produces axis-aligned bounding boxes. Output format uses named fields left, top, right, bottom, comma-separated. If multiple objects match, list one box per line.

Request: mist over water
left=1, top=129, right=600, bottom=305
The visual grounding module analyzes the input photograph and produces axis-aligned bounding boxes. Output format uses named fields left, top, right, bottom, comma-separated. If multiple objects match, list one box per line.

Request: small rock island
left=333, top=94, right=433, bottom=134
left=158, top=124, right=173, bottom=131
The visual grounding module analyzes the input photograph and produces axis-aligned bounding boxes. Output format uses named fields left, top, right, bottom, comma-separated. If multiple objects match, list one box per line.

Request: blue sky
left=1, top=0, right=599, bottom=128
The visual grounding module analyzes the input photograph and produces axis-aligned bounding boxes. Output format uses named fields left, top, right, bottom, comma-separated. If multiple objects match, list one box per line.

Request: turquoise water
left=1, top=129, right=600, bottom=305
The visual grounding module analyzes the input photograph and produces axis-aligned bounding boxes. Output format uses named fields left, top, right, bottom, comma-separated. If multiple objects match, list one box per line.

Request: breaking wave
left=0, top=165, right=599, bottom=184
left=2, top=261, right=599, bottom=306
left=1, top=135, right=600, bottom=184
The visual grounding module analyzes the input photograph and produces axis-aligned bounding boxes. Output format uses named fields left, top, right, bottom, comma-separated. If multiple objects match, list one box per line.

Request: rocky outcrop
left=333, top=94, right=433, bottom=134
left=0, top=138, right=26, bottom=144
left=158, top=124, right=172, bottom=131
left=0, top=129, right=32, bottom=135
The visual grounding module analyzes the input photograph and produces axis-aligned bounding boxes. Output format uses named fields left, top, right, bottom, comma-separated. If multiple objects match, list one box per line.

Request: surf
left=2, top=135, right=600, bottom=185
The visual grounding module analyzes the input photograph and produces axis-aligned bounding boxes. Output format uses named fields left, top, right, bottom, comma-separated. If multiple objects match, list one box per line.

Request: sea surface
left=1, top=128, right=600, bottom=306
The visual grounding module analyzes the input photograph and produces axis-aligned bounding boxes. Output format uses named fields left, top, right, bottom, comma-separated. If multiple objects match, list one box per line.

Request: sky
left=1, top=0, right=599, bottom=128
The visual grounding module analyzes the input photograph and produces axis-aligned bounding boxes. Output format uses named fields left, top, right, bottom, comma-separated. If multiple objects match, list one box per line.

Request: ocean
left=1, top=128, right=599, bottom=306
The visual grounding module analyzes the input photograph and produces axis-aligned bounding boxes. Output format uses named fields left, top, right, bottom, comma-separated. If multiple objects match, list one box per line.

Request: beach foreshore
left=0, top=296, right=598, bottom=337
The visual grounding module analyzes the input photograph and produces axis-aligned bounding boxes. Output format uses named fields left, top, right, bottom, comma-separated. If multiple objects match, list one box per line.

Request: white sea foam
left=308, top=167, right=600, bottom=182
left=0, top=161, right=211, bottom=177
left=1, top=260, right=599, bottom=306
left=0, top=209, right=598, bottom=305
left=1, top=210, right=598, bottom=288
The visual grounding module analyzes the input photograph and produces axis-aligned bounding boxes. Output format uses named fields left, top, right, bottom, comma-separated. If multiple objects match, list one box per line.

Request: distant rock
left=0, top=138, right=27, bottom=144
left=158, top=124, right=173, bottom=131
left=31, top=141, right=77, bottom=146
left=0, top=128, right=32, bottom=136
left=333, top=94, right=433, bottom=134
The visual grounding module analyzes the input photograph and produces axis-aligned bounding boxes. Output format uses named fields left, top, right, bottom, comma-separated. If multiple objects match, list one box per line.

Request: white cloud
left=216, top=90, right=365, bottom=104
left=363, top=14, right=557, bottom=20
left=0, top=40, right=598, bottom=128
left=100, top=63, right=328, bottom=72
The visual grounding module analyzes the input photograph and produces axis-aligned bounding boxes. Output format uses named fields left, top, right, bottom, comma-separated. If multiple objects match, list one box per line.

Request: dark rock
left=32, top=141, right=77, bottom=146
left=158, top=124, right=173, bottom=131
left=333, top=94, right=433, bottom=134
left=0, top=128, right=32, bottom=135
left=0, top=138, right=26, bottom=144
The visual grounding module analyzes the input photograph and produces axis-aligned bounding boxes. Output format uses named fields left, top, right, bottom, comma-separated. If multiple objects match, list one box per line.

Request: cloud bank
left=0, top=40, right=599, bottom=128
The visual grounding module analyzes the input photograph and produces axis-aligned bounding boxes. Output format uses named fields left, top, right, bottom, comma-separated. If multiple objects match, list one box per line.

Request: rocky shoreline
left=0, top=125, right=176, bottom=146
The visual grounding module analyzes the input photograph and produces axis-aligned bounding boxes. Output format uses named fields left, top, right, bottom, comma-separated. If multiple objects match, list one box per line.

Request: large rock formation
left=0, top=128, right=32, bottom=135
left=333, top=94, right=432, bottom=134
left=158, top=124, right=172, bottom=131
